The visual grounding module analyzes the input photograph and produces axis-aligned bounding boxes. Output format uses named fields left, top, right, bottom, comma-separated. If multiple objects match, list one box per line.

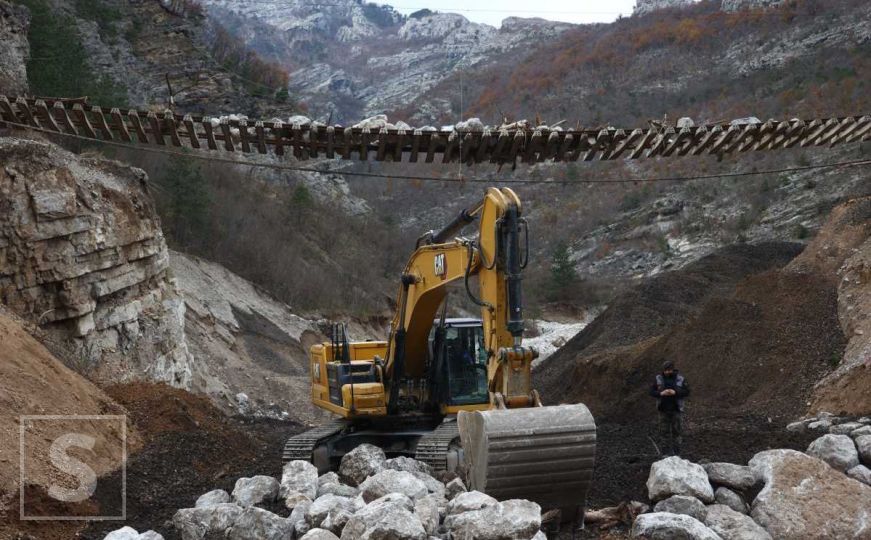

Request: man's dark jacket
left=650, top=370, right=690, bottom=412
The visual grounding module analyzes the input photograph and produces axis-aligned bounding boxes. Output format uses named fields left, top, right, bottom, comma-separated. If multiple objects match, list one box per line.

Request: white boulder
left=631, top=512, right=723, bottom=540
left=653, top=494, right=707, bottom=522
left=226, top=506, right=294, bottom=540
left=749, top=449, right=871, bottom=539
left=714, top=487, right=749, bottom=515
left=359, top=469, right=429, bottom=503
left=384, top=456, right=432, bottom=475
left=301, top=529, right=339, bottom=540
left=847, top=464, right=871, bottom=486
left=232, top=476, right=280, bottom=507
left=647, top=456, right=715, bottom=502
left=857, top=434, right=871, bottom=465
left=445, top=477, right=467, bottom=500
left=445, top=499, right=541, bottom=540
left=414, top=493, right=442, bottom=535
left=340, top=493, right=426, bottom=540
left=446, top=490, right=498, bottom=515
left=339, top=444, right=386, bottom=487
left=830, top=422, right=864, bottom=435
left=703, top=504, right=771, bottom=540
left=307, top=494, right=362, bottom=530
left=806, top=434, right=860, bottom=472
left=280, top=460, right=318, bottom=507
left=702, top=463, right=756, bottom=491
left=173, top=503, right=243, bottom=540
left=103, top=527, right=141, bottom=540
left=195, top=489, right=231, bottom=508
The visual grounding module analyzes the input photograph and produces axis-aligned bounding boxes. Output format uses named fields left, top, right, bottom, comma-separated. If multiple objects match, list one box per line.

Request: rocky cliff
left=0, top=136, right=193, bottom=386
left=198, top=0, right=573, bottom=122
left=0, top=0, right=29, bottom=94
left=634, top=0, right=694, bottom=16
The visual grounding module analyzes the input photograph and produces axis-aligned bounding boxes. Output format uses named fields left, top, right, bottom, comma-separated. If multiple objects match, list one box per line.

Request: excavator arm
left=384, top=187, right=538, bottom=410
left=383, top=187, right=597, bottom=512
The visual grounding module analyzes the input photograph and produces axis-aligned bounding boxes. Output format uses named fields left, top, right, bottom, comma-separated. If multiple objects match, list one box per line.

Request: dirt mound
left=0, top=308, right=132, bottom=494
left=79, top=383, right=303, bottom=540
left=2, top=381, right=303, bottom=540
left=533, top=242, right=832, bottom=421
left=0, top=308, right=134, bottom=538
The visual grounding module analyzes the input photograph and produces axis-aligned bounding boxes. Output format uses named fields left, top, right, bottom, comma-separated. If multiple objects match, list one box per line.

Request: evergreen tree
left=161, top=156, right=210, bottom=247
left=288, top=183, right=313, bottom=224
left=548, top=241, right=578, bottom=300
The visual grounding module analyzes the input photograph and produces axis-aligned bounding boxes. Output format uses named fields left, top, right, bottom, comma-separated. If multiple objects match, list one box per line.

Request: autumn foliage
left=209, top=24, right=290, bottom=93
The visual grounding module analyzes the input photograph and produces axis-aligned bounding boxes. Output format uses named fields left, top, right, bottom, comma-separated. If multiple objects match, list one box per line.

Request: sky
left=387, top=0, right=639, bottom=27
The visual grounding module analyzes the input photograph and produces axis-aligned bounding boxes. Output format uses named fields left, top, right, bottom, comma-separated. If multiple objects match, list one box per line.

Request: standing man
left=650, top=360, right=690, bottom=455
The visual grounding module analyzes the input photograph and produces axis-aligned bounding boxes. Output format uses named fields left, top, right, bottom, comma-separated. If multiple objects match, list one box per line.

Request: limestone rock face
left=703, top=505, right=771, bottom=540
left=749, top=449, right=871, bottom=539
left=647, top=457, right=715, bottom=503
left=633, top=0, right=694, bottom=16
left=806, top=434, right=860, bottom=472
left=721, top=0, right=785, bottom=12
left=0, top=138, right=193, bottom=386
left=631, top=512, right=723, bottom=540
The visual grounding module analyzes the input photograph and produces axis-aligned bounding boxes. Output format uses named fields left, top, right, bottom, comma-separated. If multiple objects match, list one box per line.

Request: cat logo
left=434, top=253, right=447, bottom=278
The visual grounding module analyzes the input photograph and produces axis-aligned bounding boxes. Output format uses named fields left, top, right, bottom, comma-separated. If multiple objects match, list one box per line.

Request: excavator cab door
left=429, top=319, right=489, bottom=408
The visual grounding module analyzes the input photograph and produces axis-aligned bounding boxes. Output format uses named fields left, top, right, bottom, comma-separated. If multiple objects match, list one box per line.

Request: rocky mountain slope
left=0, top=0, right=28, bottom=94
left=198, top=0, right=573, bottom=123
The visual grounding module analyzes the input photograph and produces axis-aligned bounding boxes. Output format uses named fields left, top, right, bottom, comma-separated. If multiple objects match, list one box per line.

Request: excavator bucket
left=458, top=404, right=596, bottom=509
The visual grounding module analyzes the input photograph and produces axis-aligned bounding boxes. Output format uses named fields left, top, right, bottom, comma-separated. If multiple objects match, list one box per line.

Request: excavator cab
left=429, top=319, right=489, bottom=408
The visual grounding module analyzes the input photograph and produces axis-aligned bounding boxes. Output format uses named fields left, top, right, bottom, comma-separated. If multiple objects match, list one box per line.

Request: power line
left=3, top=119, right=869, bottom=185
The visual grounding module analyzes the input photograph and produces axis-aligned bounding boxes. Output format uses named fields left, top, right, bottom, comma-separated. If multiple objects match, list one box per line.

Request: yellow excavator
left=283, top=187, right=596, bottom=516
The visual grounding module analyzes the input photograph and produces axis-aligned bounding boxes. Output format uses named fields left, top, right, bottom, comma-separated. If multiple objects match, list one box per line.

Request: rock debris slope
left=169, top=251, right=331, bottom=423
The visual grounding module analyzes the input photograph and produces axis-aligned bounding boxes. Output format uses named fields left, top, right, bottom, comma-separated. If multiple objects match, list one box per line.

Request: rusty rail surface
left=1, top=96, right=869, bottom=165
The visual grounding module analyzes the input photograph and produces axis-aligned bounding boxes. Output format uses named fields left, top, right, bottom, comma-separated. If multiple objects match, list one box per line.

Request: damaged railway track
left=0, top=95, right=869, bottom=165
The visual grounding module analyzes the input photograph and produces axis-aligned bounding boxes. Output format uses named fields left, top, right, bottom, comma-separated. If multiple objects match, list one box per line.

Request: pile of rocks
left=632, top=439, right=871, bottom=539
left=104, top=444, right=545, bottom=540
left=788, top=413, right=871, bottom=484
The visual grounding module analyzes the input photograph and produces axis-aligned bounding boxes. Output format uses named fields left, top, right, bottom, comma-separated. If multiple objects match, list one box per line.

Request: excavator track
left=282, top=419, right=349, bottom=463
left=414, top=418, right=460, bottom=472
